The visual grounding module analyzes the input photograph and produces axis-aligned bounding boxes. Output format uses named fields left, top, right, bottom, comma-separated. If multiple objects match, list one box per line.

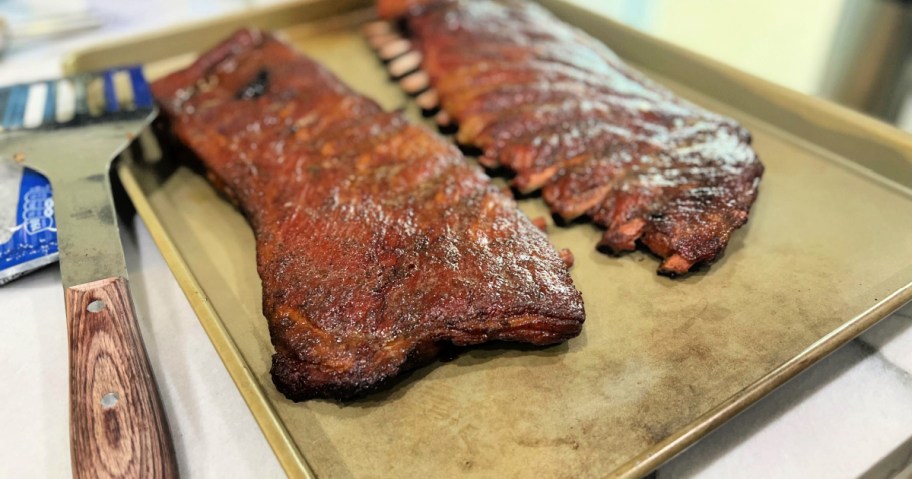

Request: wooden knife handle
left=65, top=277, right=179, bottom=479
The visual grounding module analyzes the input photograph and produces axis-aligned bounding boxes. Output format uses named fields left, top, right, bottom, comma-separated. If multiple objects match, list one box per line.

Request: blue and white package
left=0, top=157, right=57, bottom=285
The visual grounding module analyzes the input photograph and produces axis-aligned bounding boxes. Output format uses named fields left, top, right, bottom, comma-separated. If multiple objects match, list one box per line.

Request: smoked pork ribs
left=376, top=0, right=764, bottom=275
left=151, top=29, right=585, bottom=400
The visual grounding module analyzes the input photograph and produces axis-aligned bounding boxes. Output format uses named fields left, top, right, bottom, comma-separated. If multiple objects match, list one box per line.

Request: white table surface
left=1, top=1, right=912, bottom=478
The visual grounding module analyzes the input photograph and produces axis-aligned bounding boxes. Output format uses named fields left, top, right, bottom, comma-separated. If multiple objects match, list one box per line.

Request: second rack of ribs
left=378, top=0, right=764, bottom=275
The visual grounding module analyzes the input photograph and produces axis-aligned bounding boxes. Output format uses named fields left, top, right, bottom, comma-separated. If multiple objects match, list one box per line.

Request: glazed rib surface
left=379, top=0, right=764, bottom=275
left=152, top=29, right=584, bottom=400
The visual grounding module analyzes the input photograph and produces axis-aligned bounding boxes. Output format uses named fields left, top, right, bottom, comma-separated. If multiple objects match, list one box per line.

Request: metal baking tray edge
left=116, top=164, right=316, bottom=478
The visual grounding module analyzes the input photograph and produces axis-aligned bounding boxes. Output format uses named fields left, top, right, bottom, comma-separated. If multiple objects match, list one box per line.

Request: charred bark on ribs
left=152, top=29, right=585, bottom=400
left=376, top=0, right=764, bottom=275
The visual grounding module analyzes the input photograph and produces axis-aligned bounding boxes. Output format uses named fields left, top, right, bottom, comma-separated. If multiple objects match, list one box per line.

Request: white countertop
left=1, top=1, right=911, bottom=478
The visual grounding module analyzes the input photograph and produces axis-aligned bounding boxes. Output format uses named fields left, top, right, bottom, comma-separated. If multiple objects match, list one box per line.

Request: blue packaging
left=0, top=66, right=155, bottom=285
left=0, top=158, right=57, bottom=285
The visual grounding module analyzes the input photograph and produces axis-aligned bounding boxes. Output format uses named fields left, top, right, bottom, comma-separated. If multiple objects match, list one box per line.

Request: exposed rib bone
left=416, top=89, right=439, bottom=111
left=362, top=21, right=393, bottom=37
left=400, top=71, right=430, bottom=94
left=388, top=51, right=422, bottom=78
left=434, top=110, right=452, bottom=128
left=379, top=39, right=412, bottom=61
left=368, top=32, right=400, bottom=50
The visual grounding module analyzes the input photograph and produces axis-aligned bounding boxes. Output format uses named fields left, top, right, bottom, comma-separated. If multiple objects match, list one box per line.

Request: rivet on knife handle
left=65, top=277, right=178, bottom=478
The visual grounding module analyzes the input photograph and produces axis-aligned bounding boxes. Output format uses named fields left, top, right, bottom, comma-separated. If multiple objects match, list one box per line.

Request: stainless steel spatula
left=0, top=69, right=178, bottom=478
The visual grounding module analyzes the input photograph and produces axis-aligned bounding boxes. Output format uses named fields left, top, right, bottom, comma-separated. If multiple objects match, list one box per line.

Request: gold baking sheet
left=66, top=1, right=912, bottom=477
